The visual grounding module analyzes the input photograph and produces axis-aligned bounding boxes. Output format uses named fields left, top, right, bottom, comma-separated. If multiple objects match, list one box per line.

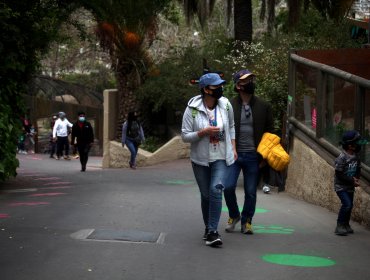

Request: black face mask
left=355, top=145, right=361, bottom=153
left=239, top=82, right=255, bottom=94
left=210, top=87, right=223, bottom=99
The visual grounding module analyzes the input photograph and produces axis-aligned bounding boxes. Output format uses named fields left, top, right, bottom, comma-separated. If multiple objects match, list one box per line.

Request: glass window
left=294, top=64, right=318, bottom=132
left=323, top=76, right=355, bottom=147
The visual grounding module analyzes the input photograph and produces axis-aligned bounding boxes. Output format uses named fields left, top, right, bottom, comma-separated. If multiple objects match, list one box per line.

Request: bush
left=136, top=5, right=363, bottom=139
left=0, top=1, right=78, bottom=181
left=140, top=136, right=166, bottom=153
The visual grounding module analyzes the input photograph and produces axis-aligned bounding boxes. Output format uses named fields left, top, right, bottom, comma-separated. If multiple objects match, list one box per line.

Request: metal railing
left=287, top=52, right=370, bottom=182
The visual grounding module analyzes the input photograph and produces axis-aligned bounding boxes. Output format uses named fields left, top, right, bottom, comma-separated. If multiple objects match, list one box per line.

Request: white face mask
left=79, top=117, right=85, bottom=122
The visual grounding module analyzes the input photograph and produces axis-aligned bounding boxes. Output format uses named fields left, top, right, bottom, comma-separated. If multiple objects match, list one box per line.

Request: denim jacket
left=181, top=95, right=235, bottom=167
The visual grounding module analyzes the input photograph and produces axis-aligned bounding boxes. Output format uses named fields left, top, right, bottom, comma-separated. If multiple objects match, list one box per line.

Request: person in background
left=333, top=130, right=365, bottom=236
left=49, top=115, right=58, bottom=159
left=17, top=127, right=27, bottom=154
left=71, top=112, right=94, bottom=172
left=27, top=124, right=36, bottom=154
left=53, top=111, right=73, bottom=160
left=71, top=138, right=80, bottom=159
left=20, top=113, right=31, bottom=154
left=224, top=69, right=274, bottom=235
left=121, top=112, right=145, bottom=169
left=182, top=73, right=237, bottom=247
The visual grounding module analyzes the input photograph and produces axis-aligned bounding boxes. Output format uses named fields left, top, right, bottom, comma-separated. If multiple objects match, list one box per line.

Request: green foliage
left=276, top=7, right=362, bottom=49
left=60, top=65, right=117, bottom=94
left=140, top=136, right=166, bottom=153
left=136, top=59, right=197, bottom=113
left=136, top=5, right=363, bottom=138
left=162, top=1, right=182, bottom=25
left=0, top=97, right=21, bottom=180
left=0, top=1, right=79, bottom=181
left=135, top=26, right=233, bottom=115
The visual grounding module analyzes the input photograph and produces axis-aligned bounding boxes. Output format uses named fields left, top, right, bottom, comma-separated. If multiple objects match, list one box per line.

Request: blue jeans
left=192, top=160, right=229, bottom=232
left=224, top=152, right=259, bottom=224
left=336, top=190, right=354, bottom=225
left=125, top=138, right=138, bottom=165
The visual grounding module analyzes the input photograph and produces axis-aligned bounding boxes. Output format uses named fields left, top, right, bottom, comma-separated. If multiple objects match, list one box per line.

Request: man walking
left=71, top=112, right=94, bottom=172
left=53, top=112, right=73, bottom=160
left=224, top=69, right=274, bottom=234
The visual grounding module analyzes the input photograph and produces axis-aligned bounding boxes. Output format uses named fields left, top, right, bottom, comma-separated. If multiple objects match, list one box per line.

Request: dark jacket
left=231, top=94, right=274, bottom=151
left=71, top=121, right=94, bottom=146
left=334, top=152, right=361, bottom=192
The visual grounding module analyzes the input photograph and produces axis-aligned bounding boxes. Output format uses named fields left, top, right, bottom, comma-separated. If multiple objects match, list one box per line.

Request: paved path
left=0, top=154, right=370, bottom=280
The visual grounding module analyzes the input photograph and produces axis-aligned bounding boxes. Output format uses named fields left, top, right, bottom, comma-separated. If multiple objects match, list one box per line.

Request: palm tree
left=81, top=0, right=171, bottom=137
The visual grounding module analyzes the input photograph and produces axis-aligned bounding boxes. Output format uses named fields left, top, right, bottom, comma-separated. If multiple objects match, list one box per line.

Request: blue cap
left=341, top=130, right=368, bottom=145
left=233, top=69, right=255, bottom=83
left=199, top=73, right=226, bottom=88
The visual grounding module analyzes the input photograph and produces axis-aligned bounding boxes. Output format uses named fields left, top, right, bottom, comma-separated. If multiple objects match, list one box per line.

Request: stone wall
left=106, top=136, right=190, bottom=168
left=285, top=137, right=370, bottom=228
left=102, top=89, right=190, bottom=169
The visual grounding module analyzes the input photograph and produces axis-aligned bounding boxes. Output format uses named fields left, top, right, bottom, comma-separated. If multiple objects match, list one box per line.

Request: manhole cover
left=71, top=229, right=164, bottom=244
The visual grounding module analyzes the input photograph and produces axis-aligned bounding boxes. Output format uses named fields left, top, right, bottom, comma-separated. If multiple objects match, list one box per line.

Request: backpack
left=128, top=121, right=140, bottom=139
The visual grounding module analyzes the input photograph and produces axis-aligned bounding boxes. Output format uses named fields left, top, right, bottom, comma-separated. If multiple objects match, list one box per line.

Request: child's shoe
left=345, top=224, right=354, bottom=234
left=335, top=223, right=348, bottom=236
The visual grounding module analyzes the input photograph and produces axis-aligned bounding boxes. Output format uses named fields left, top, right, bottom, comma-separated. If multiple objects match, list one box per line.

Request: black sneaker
left=205, top=231, right=222, bottom=247
left=202, top=228, right=209, bottom=240
left=335, top=223, right=348, bottom=236
left=345, top=224, right=354, bottom=234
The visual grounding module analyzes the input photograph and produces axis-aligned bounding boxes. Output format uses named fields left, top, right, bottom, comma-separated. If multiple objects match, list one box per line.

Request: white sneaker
left=263, top=184, right=271, bottom=194
left=225, top=216, right=241, bottom=232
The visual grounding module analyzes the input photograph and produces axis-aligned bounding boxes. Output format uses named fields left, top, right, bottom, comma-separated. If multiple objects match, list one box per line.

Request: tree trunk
left=267, top=0, right=276, bottom=35
left=115, top=59, right=138, bottom=139
left=260, top=0, right=266, bottom=22
left=234, top=0, right=253, bottom=42
left=287, top=0, right=301, bottom=30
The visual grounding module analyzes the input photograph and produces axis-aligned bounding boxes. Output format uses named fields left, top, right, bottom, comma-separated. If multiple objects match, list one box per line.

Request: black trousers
left=57, top=136, right=69, bottom=157
left=77, top=144, right=90, bottom=168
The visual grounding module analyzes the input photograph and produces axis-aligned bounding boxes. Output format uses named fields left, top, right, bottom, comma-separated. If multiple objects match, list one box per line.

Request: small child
left=334, top=130, right=364, bottom=236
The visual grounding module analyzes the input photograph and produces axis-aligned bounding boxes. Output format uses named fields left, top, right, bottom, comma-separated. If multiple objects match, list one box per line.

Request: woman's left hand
left=233, top=150, right=238, bottom=161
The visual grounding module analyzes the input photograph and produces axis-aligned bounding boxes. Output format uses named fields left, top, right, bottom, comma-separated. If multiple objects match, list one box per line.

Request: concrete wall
left=107, top=137, right=190, bottom=168
left=285, top=137, right=370, bottom=228
left=102, top=89, right=190, bottom=168
left=102, top=89, right=119, bottom=168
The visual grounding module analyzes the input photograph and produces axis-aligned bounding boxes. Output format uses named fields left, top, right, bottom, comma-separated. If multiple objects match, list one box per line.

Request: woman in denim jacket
left=182, top=73, right=237, bottom=247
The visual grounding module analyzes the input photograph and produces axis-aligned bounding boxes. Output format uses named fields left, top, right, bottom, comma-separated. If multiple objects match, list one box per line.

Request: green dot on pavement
left=255, top=208, right=269, bottom=213
left=262, top=254, right=336, bottom=267
left=221, top=207, right=269, bottom=213
left=165, top=180, right=194, bottom=185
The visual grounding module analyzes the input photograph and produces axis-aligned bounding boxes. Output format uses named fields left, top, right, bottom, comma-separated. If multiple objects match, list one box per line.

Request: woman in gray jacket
left=181, top=73, right=237, bottom=247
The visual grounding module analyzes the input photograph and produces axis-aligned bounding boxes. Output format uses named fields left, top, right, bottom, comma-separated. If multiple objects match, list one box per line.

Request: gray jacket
left=181, top=95, right=235, bottom=166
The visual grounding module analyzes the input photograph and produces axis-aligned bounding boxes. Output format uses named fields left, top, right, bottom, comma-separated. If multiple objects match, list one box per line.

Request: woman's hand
left=198, top=126, right=220, bottom=137
left=233, top=150, right=238, bottom=161
left=231, top=139, right=237, bottom=160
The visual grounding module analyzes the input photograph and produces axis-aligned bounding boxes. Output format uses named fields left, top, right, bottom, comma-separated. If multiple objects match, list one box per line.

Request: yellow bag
left=257, top=133, right=281, bottom=159
left=257, top=132, right=290, bottom=171
left=267, top=144, right=290, bottom=171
